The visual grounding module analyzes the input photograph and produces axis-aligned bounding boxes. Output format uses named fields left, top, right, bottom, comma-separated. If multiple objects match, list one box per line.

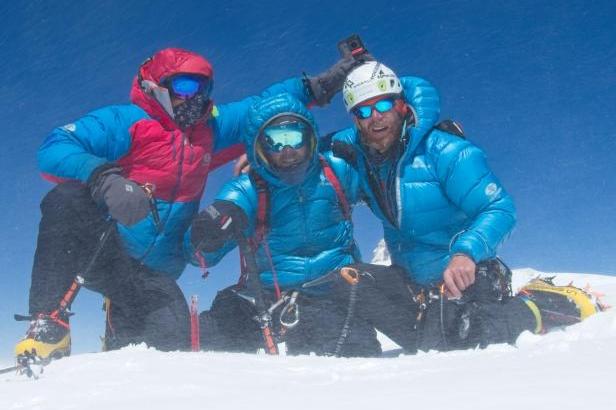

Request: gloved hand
left=191, top=200, right=248, bottom=252
left=307, top=52, right=374, bottom=106
left=88, top=164, right=151, bottom=226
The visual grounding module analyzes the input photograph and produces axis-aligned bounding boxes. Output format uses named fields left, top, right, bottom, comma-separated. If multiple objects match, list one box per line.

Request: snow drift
left=2, top=264, right=615, bottom=410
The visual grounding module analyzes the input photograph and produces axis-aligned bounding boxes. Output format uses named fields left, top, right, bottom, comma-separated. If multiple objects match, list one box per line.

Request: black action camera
left=337, top=34, right=367, bottom=58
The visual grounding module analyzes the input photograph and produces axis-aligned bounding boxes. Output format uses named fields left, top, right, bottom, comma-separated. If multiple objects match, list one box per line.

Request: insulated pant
left=331, top=262, right=537, bottom=354
left=29, top=182, right=190, bottom=351
left=200, top=285, right=382, bottom=357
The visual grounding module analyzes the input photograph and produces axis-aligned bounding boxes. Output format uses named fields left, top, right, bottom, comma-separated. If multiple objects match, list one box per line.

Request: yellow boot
left=518, top=278, right=603, bottom=333
left=15, top=313, right=71, bottom=362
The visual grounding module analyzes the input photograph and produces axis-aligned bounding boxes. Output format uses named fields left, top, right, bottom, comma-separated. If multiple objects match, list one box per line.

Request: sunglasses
left=261, top=120, right=311, bottom=153
left=168, top=74, right=212, bottom=100
left=352, top=98, right=395, bottom=119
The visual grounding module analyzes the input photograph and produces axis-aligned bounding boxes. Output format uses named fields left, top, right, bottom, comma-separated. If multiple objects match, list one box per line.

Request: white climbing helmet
left=342, top=61, right=403, bottom=112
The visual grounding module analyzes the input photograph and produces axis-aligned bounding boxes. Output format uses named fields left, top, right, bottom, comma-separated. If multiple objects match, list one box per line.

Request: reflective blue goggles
left=168, top=74, right=212, bottom=100
left=352, top=98, right=395, bottom=119
left=261, top=120, right=311, bottom=153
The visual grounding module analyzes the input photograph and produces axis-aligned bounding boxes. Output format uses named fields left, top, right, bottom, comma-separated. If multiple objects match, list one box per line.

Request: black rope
left=332, top=281, right=358, bottom=357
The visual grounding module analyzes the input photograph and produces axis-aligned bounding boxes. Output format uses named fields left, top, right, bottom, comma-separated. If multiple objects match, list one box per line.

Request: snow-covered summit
left=1, top=268, right=614, bottom=410
left=371, top=238, right=391, bottom=266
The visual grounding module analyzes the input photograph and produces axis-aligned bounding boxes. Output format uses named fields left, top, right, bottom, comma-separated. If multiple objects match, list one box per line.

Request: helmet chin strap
left=399, top=118, right=408, bottom=143
left=396, top=99, right=414, bottom=147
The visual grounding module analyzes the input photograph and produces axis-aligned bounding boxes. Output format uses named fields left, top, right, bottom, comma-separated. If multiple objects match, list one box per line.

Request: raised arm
left=38, top=105, right=148, bottom=182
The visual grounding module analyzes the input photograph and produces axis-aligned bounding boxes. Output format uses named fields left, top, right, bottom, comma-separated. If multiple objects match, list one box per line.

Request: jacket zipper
left=138, top=130, right=187, bottom=263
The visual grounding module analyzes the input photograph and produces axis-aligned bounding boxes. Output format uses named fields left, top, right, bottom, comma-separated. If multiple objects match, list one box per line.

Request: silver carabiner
left=279, top=291, right=300, bottom=328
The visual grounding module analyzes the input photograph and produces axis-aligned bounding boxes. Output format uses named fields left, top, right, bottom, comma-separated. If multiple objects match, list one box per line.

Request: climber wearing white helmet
left=341, top=62, right=418, bottom=157
left=324, top=56, right=602, bottom=356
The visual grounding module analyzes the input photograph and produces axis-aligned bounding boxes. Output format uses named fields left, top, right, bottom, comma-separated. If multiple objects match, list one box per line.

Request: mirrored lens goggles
left=262, top=121, right=311, bottom=153
left=352, top=98, right=395, bottom=119
left=169, top=75, right=212, bottom=100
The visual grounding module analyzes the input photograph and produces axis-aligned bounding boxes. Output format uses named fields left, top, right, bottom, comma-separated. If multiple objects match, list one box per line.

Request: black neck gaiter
left=174, top=94, right=208, bottom=130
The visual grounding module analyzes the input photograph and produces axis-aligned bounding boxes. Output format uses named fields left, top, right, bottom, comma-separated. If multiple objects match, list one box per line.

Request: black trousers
left=200, top=285, right=382, bottom=357
left=29, top=182, right=190, bottom=351
left=330, top=262, right=537, bottom=354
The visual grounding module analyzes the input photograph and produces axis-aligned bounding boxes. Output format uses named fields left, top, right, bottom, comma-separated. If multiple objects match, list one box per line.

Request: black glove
left=191, top=200, right=248, bottom=252
left=88, top=164, right=151, bottom=226
left=306, top=52, right=375, bottom=106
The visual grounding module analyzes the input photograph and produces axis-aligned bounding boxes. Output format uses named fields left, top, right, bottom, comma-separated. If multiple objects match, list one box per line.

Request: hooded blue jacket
left=187, top=94, right=362, bottom=290
left=332, top=77, right=516, bottom=286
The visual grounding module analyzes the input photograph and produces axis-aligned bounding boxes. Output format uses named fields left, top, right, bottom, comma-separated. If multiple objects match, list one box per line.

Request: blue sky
left=0, top=0, right=614, bottom=358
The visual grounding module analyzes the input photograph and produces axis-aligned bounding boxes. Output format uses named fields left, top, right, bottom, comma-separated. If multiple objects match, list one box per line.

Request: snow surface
left=1, top=268, right=614, bottom=410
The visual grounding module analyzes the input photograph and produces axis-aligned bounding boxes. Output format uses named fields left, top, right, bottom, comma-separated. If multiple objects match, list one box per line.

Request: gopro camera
left=337, top=34, right=367, bottom=59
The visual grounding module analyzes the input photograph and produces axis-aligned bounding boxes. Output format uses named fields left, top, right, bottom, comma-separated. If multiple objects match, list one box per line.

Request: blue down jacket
left=332, top=77, right=516, bottom=286
left=191, top=94, right=362, bottom=290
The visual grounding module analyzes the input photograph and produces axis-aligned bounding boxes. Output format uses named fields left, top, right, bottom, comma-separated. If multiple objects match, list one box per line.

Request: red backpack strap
left=241, top=170, right=282, bottom=299
left=236, top=171, right=268, bottom=288
left=319, top=155, right=351, bottom=220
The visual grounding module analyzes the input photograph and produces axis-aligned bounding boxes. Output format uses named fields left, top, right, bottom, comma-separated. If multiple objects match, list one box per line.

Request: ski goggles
left=352, top=98, right=395, bottom=120
left=261, top=120, right=312, bottom=153
left=167, top=74, right=212, bottom=100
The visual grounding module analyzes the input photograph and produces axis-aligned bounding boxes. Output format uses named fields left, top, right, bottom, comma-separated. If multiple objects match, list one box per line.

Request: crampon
left=0, top=350, right=48, bottom=379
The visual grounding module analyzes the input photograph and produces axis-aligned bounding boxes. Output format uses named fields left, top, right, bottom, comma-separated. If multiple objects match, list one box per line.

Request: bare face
left=266, top=145, right=310, bottom=170
left=353, top=99, right=407, bottom=154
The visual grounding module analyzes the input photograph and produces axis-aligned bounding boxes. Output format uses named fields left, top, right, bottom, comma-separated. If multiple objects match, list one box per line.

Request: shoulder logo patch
left=62, top=123, right=77, bottom=132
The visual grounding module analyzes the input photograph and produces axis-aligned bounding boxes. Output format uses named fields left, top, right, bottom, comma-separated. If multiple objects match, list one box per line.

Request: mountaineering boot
left=460, top=258, right=513, bottom=304
left=517, top=278, right=602, bottom=333
left=15, top=312, right=71, bottom=362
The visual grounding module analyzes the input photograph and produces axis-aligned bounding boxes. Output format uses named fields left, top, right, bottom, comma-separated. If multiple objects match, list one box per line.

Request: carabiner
left=340, top=266, right=360, bottom=285
left=279, top=291, right=300, bottom=328
left=142, top=183, right=161, bottom=228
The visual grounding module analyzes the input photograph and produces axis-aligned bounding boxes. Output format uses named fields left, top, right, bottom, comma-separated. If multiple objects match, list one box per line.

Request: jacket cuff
left=450, top=231, right=491, bottom=263
left=86, top=163, right=121, bottom=187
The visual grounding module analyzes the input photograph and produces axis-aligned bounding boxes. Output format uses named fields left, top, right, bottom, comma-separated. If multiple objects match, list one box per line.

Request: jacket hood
left=129, top=48, right=214, bottom=130
left=400, top=76, right=440, bottom=154
left=244, top=93, right=320, bottom=187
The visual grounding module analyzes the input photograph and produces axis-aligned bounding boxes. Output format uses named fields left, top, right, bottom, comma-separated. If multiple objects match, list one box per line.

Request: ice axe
left=12, top=221, right=115, bottom=377
left=16, top=220, right=115, bottom=324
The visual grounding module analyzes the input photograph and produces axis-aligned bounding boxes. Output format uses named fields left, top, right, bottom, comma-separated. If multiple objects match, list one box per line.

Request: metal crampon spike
left=16, top=351, right=46, bottom=379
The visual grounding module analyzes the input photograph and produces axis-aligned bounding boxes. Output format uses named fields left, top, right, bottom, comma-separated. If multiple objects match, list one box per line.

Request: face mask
left=173, top=94, right=209, bottom=129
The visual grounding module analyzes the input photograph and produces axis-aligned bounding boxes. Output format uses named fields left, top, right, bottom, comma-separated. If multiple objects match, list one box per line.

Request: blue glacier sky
left=1, top=0, right=614, bottom=357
